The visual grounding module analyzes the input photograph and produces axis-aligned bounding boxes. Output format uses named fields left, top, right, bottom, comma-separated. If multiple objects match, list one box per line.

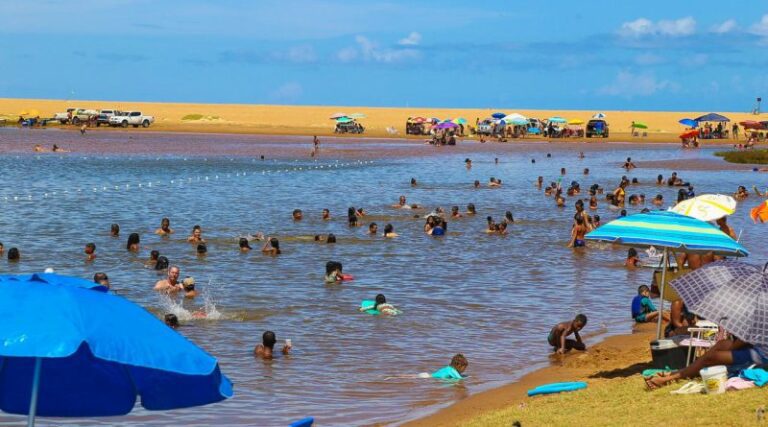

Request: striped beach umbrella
left=670, top=194, right=737, bottom=222
left=586, top=210, right=748, bottom=338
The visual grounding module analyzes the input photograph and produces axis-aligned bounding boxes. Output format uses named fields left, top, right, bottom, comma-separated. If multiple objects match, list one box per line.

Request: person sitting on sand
left=625, top=248, right=640, bottom=268
left=568, top=217, right=588, bottom=248
left=632, top=285, right=669, bottom=324
left=548, top=314, right=587, bottom=354
left=262, top=237, right=281, bottom=255
left=165, top=314, right=179, bottom=329
left=155, top=217, right=174, bottom=236
left=360, top=293, right=399, bottom=315
left=187, top=225, right=205, bottom=243
left=254, top=330, right=291, bottom=360
left=430, top=354, right=469, bottom=380
left=84, top=242, right=96, bottom=261
left=182, top=277, right=197, bottom=299
left=645, top=337, right=768, bottom=390
left=734, top=185, right=749, bottom=200
left=239, top=237, right=252, bottom=252
left=154, top=265, right=182, bottom=294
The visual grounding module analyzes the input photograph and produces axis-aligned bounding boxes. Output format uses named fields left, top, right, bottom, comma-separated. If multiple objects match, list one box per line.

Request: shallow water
left=0, top=129, right=766, bottom=426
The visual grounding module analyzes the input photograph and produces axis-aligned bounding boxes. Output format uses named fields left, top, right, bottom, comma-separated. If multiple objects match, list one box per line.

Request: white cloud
left=269, top=82, right=303, bottom=102
left=620, top=17, right=696, bottom=37
left=337, top=35, right=421, bottom=64
left=598, top=71, right=678, bottom=97
left=277, top=45, right=317, bottom=63
left=750, top=14, right=768, bottom=36
left=398, top=31, right=422, bottom=46
left=711, top=19, right=737, bottom=34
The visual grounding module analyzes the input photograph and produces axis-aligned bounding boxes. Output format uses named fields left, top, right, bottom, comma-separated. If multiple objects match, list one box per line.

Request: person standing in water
left=155, top=217, right=174, bottom=235
left=254, top=331, right=292, bottom=360
left=154, top=265, right=182, bottom=294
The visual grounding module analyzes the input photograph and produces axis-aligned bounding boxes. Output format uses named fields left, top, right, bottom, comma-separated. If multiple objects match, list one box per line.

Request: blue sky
left=1, top=0, right=767, bottom=111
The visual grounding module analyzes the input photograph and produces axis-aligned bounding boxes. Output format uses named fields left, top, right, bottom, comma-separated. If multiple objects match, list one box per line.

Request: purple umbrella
left=436, top=122, right=458, bottom=130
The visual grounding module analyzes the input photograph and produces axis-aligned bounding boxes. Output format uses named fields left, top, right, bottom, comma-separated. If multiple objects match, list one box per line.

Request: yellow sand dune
left=0, top=98, right=763, bottom=142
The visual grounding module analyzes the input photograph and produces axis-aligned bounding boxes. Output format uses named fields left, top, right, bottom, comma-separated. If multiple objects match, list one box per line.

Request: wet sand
left=404, top=325, right=656, bottom=427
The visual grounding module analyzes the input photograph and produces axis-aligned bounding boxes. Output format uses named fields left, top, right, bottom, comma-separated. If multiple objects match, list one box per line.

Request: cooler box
left=650, top=339, right=688, bottom=370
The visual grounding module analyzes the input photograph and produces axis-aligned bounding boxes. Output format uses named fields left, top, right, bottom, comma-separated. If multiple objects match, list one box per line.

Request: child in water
left=568, top=217, right=587, bottom=248
left=625, top=248, right=640, bottom=268
left=548, top=314, right=587, bottom=354
left=430, top=354, right=469, bottom=380
left=325, top=261, right=343, bottom=283
left=360, top=293, right=399, bottom=315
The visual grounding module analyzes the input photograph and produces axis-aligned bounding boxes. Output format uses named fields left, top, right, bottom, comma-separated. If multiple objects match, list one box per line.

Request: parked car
left=476, top=119, right=504, bottom=136
left=109, top=111, right=155, bottom=128
left=334, top=121, right=364, bottom=134
left=96, top=109, right=122, bottom=127
left=586, top=119, right=609, bottom=138
left=53, top=108, right=98, bottom=125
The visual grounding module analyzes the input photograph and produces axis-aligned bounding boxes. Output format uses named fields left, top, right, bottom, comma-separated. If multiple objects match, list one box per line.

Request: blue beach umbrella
left=586, top=211, right=748, bottom=338
left=679, top=118, right=698, bottom=128
left=491, top=112, right=506, bottom=119
left=0, top=273, right=233, bottom=426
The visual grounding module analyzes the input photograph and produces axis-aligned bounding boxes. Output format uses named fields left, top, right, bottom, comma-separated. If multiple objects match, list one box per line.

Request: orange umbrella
left=679, top=129, right=699, bottom=139
left=750, top=200, right=768, bottom=223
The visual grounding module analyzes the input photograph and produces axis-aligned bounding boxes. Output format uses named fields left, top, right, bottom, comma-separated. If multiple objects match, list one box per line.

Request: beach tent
left=336, top=117, right=353, bottom=123
left=329, top=112, right=347, bottom=119
left=0, top=273, right=232, bottom=426
left=547, top=117, right=567, bottom=124
left=695, top=113, right=730, bottom=122
left=592, top=113, right=607, bottom=119
left=679, top=118, right=698, bottom=127
left=586, top=211, right=748, bottom=339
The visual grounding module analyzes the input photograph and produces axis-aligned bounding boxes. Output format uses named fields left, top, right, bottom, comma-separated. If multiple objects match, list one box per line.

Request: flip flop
left=670, top=381, right=705, bottom=395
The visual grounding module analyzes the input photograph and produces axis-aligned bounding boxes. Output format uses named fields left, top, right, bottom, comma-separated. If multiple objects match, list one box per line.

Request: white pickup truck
left=53, top=108, right=99, bottom=125
left=108, top=111, right=155, bottom=128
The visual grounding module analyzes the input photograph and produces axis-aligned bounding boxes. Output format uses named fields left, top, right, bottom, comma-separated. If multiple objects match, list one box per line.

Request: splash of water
left=156, top=278, right=222, bottom=322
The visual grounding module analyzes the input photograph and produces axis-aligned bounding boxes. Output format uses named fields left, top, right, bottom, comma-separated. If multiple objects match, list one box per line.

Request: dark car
left=586, top=119, right=609, bottom=138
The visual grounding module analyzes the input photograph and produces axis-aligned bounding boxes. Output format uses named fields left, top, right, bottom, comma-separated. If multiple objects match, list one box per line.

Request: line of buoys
left=0, top=160, right=375, bottom=203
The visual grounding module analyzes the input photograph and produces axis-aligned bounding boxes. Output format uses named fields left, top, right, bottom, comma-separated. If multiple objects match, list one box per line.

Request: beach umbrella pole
left=656, top=248, right=668, bottom=340
left=27, top=357, right=42, bottom=427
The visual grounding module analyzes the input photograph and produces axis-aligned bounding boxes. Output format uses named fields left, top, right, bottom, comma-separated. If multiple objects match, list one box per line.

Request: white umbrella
left=592, top=113, right=606, bottom=119
left=349, top=113, right=366, bottom=119
left=329, top=112, right=347, bottom=119
left=670, top=194, right=737, bottom=222
left=502, top=113, right=527, bottom=123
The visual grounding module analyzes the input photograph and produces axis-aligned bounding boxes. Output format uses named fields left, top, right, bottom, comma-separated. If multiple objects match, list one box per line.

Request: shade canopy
left=585, top=210, right=748, bottom=256
left=336, top=117, right=353, bottom=123
left=695, top=113, right=730, bottom=122
left=329, top=112, right=347, bottom=119
left=671, top=261, right=768, bottom=345
left=631, top=122, right=648, bottom=129
left=547, top=117, right=567, bottom=123
left=0, top=273, right=232, bottom=419
left=679, top=118, right=698, bottom=127
left=670, top=194, right=736, bottom=221
left=568, top=119, right=584, bottom=125
left=491, top=112, right=506, bottom=119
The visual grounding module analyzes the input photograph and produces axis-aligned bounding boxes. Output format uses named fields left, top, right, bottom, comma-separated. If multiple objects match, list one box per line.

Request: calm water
left=0, top=129, right=766, bottom=426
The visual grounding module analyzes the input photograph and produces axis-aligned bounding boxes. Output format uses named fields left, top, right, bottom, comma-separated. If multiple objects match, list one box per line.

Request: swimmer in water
left=165, top=314, right=179, bottom=329
left=411, top=177, right=417, bottom=186
left=424, top=216, right=436, bottom=233
left=451, top=206, right=462, bottom=219
left=555, top=195, right=565, bottom=207
left=292, top=209, right=303, bottom=221
left=496, top=222, right=508, bottom=235
left=392, top=195, right=408, bottom=208
left=578, top=152, right=585, bottom=159
left=182, top=277, right=197, bottom=298
left=653, top=194, right=664, bottom=206
left=485, top=216, right=495, bottom=233
left=326, top=233, right=337, bottom=243
left=360, top=293, right=399, bottom=315
left=429, top=219, right=446, bottom=236
left=154, top=265, right=182, bottom=294
left=593, top=215, right=601, bottom=228
left=561, top=167, right=566, bottom=175
left=348, top=207, right=359, bottom=226
left=589, top=195, right=598, bottom=210
left=626, top=248, right=640, bottom=268
left=383, top=224, right=398, bottom=238
left=544, top=186, right=553, bottom=196
left=488, top=177, right=501, bottom=187
left=84, top=242, right=96, bottom=261
left=734, top=185, right=749, bottom=200
left=126, top=233, right=140, bottom=252
left=187, top=225, right=205, bottom=243
left=568, top=217, right=587, bottom=248
left=368, top=222, right=378, bottom=235
left=322, top=208, right=331, bottom=221
left=7, top=247, right=19, bottom=262
left=239, top=237, right=252, bottom=252
left=504, top=211, right=514, bottom=224
left=325, top=261, right=342, bottom=283
left=474, top=180, right=481, bottom=188
left=146, top=250, right=160, bottom=267
left=155, top=217, right=173, bottom=235
left=465, top=158, right=472, bottom=169
left=110, top=223, right=120, bottom=237
left=196, top=244, right=207, bottom=257
left=262, top=237, right=281, bottom=255
left=537, top=176, right=544, bottom=188
left=254, top=331, right=291, bottom=360
left=155, top=256, right=169, bottom=271
left=93, top=272, right=110, bottom=289
left=356, top=208, right=366, bottom=218
left=430, top=354, right=469, bottom=380
left=466, top=203, right=477, bottom=215
left=656, top=174, right=664, bottom=185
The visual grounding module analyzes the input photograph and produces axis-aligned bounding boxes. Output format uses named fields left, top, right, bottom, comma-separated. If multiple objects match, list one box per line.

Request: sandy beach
left=0, top=98, right=762, bottom=143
